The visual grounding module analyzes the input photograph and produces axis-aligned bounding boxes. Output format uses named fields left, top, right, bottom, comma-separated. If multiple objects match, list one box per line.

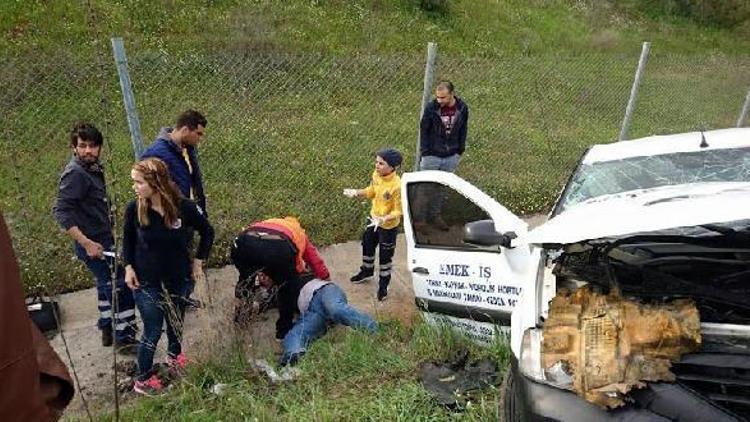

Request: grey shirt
left=53, top=157, right=111, bottom=241
left=297, top=279, right=331, bottom=314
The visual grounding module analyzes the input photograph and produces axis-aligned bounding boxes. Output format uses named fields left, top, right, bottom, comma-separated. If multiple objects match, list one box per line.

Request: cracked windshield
left=559, top=146, right=750, bottom=213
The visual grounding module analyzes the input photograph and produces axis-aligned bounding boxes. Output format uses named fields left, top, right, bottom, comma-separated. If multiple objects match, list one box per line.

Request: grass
left=1, top=1, right=750, bottom=295
left=4, top=48, right=748, bottom=295
left=3, top=1, right=750, bottom=56
left=3, top=1, right=747, bottom=419
left=85, top=319, right=511, bottom=421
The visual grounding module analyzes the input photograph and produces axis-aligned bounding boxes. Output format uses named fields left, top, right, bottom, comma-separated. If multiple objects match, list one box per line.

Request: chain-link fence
left=0, top=50, right=132, bottom=295
left=2, top=41, right=749, bottom=295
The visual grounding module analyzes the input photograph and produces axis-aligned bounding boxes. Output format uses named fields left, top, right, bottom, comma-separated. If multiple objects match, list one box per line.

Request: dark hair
left=175, top=109, right=207, bottom=130
left=436, top=80, right=455, bottom=93
left=377, top=148, right=403, bottom=168
left=69, top=122, right=103, bottom=148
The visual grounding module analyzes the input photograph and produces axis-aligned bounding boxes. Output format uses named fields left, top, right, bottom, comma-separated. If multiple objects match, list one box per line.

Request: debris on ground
left=210, top=383, right=230, bottom=395
left=113, top=360, right=137, bottom=377
left=419, top=349, right=500, bottom=408
left=542, top=287, right=702, bottom=408
left=251, top=359, right=301, bottom=383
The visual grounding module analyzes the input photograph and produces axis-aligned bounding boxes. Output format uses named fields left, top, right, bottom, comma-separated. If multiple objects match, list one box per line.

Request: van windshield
left=558, top=147, right=750, bottom=213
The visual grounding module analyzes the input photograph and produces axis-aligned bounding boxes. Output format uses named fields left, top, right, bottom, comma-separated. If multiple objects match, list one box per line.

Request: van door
left=401, top=171, right=536, bottom=344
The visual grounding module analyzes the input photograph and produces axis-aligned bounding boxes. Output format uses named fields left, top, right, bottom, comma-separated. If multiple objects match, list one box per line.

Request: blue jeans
left=281, top=284, right=376, bottom=365
left=419, top=153, right=460, bottom=173
left=417, top=154, right=461, bottom=220
left=133, top=281, right=189, bottom=380
left=74, top=239, right=136, bottom=341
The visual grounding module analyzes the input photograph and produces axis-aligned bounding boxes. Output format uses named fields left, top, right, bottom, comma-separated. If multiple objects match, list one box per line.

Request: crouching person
left=230, top=217, right=330, bottom=340
left=252, top=273, right=377, bottom=366
left=123, top=158, right=214, bottom=395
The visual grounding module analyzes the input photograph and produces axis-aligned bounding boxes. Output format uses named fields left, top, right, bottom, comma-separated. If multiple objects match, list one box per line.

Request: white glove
left=343, top=188, right=358, bottom=198
left=366, top=216, right=385, bottom=231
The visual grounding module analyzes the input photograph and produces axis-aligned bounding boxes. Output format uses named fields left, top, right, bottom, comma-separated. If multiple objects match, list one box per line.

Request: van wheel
left=501, top=369, right=522, bottom=422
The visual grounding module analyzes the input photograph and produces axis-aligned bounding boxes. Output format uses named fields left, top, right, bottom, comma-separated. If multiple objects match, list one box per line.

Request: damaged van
left=402, top=128, right=750, bottom=421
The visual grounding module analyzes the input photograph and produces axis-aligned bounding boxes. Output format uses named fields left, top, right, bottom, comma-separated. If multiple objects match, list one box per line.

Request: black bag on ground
left=26, top=297, right=61, bottom=334
left=419, top=349, right=500, bottom=409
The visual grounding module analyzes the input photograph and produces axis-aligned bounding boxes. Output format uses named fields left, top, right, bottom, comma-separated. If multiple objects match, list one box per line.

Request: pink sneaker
left=133, top=374, right=164, bottom=396
left=166, top=353, right=188, bottom=370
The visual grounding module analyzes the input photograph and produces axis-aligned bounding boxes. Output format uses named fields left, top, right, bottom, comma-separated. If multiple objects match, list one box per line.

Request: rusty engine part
left=541, top=287, right=702, bottom=408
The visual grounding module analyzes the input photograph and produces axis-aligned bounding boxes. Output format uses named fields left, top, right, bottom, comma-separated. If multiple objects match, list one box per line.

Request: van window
left=406, top=182, right=493, bottom=249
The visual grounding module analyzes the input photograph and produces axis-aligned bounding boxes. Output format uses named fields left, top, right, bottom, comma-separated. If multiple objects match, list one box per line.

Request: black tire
left=501, top=368, right=523, bottom=422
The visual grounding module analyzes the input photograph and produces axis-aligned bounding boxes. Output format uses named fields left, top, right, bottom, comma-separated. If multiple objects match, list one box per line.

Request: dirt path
left=54, top=235, right=415, bottom=419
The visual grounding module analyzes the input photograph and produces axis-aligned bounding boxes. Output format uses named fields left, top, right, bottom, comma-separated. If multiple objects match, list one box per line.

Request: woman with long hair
left=123, top=157, right=214, bottom=395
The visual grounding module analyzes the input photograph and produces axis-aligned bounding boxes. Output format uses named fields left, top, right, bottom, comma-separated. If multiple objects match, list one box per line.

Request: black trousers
left=361, top=225, right=397, bottom=288
left=230, top=232, right=302, bottom=338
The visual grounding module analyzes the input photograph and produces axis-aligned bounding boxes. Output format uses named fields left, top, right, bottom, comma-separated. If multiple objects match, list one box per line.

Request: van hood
left=528, top=182, right=750, bottom=245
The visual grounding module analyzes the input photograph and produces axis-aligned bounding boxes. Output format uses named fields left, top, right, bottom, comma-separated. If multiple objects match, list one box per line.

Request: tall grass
left=3, top=1, right=750, bottom=57
left=88, top=319, right=510, bottom=421
left=2, top=1, right=750, bottom=295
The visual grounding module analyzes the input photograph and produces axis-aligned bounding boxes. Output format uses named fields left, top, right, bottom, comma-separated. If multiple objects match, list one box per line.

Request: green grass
left=2, top=1, right=750, bottom=294
left=3, top=1, right=750, bottom=57
left=5, top=48, right=749, bottom=295
left=86, top=320, right=510, bottom=421
left=3, top=1, right=748, bottom=418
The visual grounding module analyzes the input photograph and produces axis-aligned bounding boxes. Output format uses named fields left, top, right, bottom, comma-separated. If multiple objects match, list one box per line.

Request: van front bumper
left=509, top=356, right=741, bottom=422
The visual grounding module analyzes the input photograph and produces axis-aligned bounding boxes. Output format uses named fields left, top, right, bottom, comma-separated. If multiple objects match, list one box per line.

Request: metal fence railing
left=2, top=41, right=750, bottom=294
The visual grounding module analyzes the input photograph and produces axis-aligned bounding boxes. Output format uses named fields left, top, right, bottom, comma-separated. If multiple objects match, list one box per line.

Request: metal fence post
left=737, top=88, right=750, bottom=127
left=618, top=41, right=650, bottom=141
left=111, top=37, right=144, bottom=160
left=415, top=42, right=438, bottom=170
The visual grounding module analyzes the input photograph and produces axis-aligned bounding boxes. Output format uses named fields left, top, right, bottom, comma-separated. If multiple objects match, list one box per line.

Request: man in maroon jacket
left=0, top=211, right=74, bottom=421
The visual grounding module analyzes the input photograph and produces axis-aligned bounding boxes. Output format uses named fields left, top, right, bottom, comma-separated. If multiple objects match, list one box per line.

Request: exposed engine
left=542, top=221, right=750, bottom=416
left=542, top=287, right=701, bottom=408
left=553, top=222, right=750, bottom=326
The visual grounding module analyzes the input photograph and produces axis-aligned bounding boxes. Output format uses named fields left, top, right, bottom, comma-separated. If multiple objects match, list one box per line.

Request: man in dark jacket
left=141, top=110, right=208, bottom=214
left=141, top=110, right=208, bottom=308
left=53, top=122, right=137, bottom=348
left=419, top=80, right=469, bottom=168
left=416, top=80, right=470, bottom=229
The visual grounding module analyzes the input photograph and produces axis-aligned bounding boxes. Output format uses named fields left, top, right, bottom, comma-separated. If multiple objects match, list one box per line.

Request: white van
left=402, top=128, right=750, bottom=421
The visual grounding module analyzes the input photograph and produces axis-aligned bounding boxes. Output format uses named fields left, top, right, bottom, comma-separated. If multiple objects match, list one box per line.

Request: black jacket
left=419, top=96, right=469, bottom=158
left=122, top=198, right=214, bottom=286
left=53, top=157, right=111, bottom=242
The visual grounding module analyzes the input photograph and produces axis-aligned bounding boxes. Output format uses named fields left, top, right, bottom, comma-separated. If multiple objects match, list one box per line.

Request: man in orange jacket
left=230, top=217, right=330, bottom=339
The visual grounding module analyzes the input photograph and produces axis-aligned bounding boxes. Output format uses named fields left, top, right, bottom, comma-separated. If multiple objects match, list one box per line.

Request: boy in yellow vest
left=343, top=148, right=403, bottom=301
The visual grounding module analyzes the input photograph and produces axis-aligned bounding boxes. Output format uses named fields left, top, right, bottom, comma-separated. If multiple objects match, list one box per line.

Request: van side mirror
left=464, top=220, right=517, bottom=248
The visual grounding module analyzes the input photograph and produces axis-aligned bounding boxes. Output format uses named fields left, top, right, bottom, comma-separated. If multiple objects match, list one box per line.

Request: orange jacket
left=246, top=217, right=330, bottom=280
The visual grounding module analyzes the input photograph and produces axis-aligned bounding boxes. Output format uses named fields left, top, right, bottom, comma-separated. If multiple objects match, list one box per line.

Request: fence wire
left=2, top=45, right=750, bottom=295
left=0, top=53, right=130, bottom=294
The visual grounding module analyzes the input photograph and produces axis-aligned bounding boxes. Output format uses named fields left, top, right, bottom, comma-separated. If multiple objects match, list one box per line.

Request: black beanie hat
left=377, top=148, right=403, bottom=168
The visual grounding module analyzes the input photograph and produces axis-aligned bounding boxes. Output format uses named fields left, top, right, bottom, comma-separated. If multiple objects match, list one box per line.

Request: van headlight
left=518, top=328, right=574, bottom=390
